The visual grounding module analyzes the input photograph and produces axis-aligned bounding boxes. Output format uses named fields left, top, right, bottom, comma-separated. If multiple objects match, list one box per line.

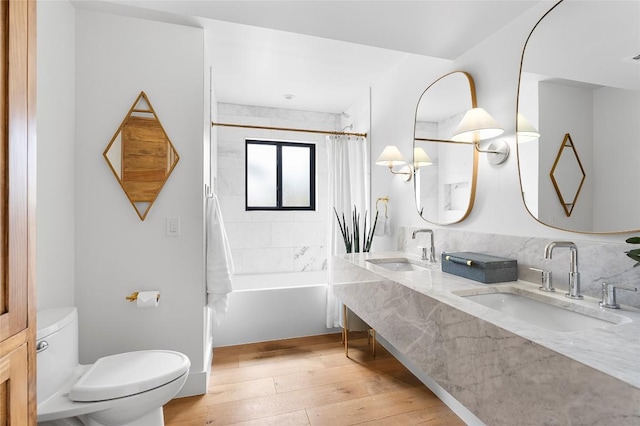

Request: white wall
left=341, top=89, right=371, bottom=137
left=370, top=1, right=630, bottom=249
left=517, top=73, right=541, bottom=217
left=37, top=0, right=76, bottom=310
left=74, top=9, right=206, bottom=395
left=593, top=87, right=640, bottom=230
left=538, top=81, right=593, bottom=230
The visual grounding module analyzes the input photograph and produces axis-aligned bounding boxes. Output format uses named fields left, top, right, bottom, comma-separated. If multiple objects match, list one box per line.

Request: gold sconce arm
left=387, top=164, right=414, bottom=181
left=375, top=145, right=416, bottom=182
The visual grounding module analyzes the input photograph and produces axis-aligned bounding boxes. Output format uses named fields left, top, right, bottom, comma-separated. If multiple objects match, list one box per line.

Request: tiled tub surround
left=331, top=252, right=640, bottom=425
left=216, top=103, right=335, bottom=274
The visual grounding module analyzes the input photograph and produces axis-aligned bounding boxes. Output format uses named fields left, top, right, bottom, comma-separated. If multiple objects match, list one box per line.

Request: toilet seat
left=69, top=350, right=190, bottom=402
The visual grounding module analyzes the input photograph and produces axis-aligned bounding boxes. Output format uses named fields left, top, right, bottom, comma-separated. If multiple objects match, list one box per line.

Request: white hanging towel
left=374, top=198, right=391, bottom=236
left=206, top=194, right=234, bottom=325
left=374, top=214, right=386, bottom=236
left=384, top=213, right=391, bottom=236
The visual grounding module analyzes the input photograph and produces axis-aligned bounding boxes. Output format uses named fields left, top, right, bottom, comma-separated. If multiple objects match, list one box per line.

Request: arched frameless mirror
left=517, top=0, right=640, bottom=233
left=104, top=91, right=180, bottom=221
left=413, top=71, right=478, bottom=224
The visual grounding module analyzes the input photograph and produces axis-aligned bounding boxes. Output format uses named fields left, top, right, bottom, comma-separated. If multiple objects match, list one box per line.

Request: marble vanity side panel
left=329, top=255, right=389, bottom=284
left=335, top=280, right=640, bottom=425
left=399, top=227, right=640, bottom=308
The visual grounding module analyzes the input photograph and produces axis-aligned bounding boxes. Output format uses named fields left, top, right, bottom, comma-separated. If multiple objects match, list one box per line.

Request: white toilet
left=37, top=307, right=190, bottom=426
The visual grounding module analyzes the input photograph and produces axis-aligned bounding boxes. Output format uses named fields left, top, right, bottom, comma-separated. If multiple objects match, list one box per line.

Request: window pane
left=247, top=144, right=277, bottom=207
left=282, top=145, right=311, bottom=207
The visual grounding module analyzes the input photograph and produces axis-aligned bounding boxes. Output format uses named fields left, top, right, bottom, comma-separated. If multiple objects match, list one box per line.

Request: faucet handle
left=530, top=268, right=554, bottom=292
left=417, top=246, right=429, bottom=261
left=599, top=283, right=638, bottom=309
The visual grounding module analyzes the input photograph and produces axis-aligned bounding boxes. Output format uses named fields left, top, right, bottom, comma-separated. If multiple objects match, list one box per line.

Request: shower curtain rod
left=212, top=121, right=367, bottom=138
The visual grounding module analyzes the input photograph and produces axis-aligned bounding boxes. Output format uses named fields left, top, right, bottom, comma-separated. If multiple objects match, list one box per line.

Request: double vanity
left=332, top=251, right=640, bottom=425
left=345, top=0, right=640, bottom=422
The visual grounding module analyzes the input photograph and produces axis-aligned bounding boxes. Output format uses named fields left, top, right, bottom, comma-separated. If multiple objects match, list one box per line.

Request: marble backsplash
left=399, top=227, right=640, bottom=309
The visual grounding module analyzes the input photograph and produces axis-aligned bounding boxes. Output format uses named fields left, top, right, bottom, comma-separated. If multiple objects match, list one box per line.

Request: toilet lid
left=37, top=307, right=77, bottom=340
left=68, top=350, right=190, bottom=402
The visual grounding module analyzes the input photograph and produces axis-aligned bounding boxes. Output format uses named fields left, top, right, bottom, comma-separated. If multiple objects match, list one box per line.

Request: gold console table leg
left=343, top=304, right=376, bottom=358
left=370, top=329, right=376, bottom=358
left=343, top=304, right=349, bottom=357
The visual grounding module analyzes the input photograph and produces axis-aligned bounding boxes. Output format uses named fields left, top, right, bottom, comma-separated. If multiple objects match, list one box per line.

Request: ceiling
left=74, top=0, right=540, bottom=113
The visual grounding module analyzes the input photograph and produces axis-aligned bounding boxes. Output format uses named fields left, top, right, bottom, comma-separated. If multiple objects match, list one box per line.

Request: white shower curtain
left=326, top=135, right=370, bottom=328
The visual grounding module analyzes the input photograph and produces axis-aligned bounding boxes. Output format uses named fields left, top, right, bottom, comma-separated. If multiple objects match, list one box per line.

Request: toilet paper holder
left=125, top=291, right=160, bottom=302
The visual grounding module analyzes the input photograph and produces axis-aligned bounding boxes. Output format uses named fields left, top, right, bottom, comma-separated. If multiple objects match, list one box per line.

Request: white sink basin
left=366, top=257, right=435, bottom=272
left=457, top=288, right=623, bottom=332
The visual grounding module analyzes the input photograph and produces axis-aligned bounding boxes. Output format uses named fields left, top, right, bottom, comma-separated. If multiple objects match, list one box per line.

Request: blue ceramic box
left=441, top=252, right=517, bottom=284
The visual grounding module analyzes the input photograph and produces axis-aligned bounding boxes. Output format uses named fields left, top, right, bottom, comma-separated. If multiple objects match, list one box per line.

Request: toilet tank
left=37, top=307, right=79, bottom=405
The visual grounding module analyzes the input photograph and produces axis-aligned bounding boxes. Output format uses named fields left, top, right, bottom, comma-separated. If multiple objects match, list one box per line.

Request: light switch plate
left=166, top=217, right=180, bottom=237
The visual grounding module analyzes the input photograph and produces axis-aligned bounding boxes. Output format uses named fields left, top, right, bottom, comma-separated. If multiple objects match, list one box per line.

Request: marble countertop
left=337, top=251, right=640, bottom=389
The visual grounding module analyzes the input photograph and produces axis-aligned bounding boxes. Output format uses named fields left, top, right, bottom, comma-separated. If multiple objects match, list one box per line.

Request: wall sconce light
left=516, top=113, right=540, bottom=143
left=413, top=147, right=433, bottom=167
left=375, top=145, right=413, bottom=181
left=376, top=146, right=434, bottom=182
left=451, top=107, right=509, bottom=165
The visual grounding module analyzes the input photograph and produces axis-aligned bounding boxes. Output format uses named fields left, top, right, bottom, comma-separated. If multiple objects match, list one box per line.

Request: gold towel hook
left=376, top=197, right=389, bottom=217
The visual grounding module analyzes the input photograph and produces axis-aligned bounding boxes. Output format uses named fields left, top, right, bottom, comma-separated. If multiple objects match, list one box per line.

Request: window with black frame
left=245, top=140, right=316, bottom=211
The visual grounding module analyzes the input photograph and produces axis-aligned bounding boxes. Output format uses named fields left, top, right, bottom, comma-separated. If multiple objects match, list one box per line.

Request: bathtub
left=211, top=271, right=339, bottom=347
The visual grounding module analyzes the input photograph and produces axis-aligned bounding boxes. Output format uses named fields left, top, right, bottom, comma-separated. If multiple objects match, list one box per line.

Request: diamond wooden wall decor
left=103, top=92, right=179, bottom=221
left=550, top=133, right=586, bottom=217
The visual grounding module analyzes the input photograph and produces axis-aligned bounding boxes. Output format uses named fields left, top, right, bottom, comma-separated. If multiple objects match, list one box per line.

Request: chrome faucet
left=544, top=241, right=582, bottom=299
left=412, top=229, right=436, bottom=262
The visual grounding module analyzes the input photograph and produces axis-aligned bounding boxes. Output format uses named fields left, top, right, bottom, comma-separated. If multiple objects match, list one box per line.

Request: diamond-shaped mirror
left=550, top=133, right=585, bottom=217
left=104, top=91, right=179, bottom=221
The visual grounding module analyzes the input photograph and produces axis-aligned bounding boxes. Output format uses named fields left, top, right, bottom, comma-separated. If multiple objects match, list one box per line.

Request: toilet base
left=38, top=408, right=164, bottom=426
left=80, top=408, right=164, bottom=426
left=39, top=419, right=84, bottom=426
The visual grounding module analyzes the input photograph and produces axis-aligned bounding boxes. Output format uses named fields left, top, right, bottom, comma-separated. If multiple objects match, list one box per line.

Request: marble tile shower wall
left=400, top=227, right=640, bottom=308
left=216, top=103, right=338, bottom=274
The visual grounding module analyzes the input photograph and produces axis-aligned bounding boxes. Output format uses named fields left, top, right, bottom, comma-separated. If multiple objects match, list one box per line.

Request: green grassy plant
left=625, top=237, right=640, bottom=267
left=334, top=206, right=378, bottom=253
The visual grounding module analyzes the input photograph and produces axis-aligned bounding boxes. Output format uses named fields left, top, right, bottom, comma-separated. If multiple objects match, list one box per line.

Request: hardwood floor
left=164, top=333, right=465, bottom=425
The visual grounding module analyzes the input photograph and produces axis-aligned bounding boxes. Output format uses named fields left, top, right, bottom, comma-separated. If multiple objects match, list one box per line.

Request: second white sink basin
left=457, top=288, right=624, bottom=332
left=366, top=257, right=435, bottom=272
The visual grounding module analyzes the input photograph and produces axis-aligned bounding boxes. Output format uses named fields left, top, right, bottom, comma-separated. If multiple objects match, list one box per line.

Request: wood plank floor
left=164, top=333, right=465, bottom=425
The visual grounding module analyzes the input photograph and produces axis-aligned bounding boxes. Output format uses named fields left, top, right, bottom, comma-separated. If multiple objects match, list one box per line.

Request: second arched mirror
left=413, top=71, right=478, bottom=224
left=517, top=0, right=640, bottom=233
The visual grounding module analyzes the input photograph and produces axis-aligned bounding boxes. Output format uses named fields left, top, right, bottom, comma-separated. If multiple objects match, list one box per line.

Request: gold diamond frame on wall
left=550, top=133, right=585, bottom=217
left=103, top=91, right=180, bottom=221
